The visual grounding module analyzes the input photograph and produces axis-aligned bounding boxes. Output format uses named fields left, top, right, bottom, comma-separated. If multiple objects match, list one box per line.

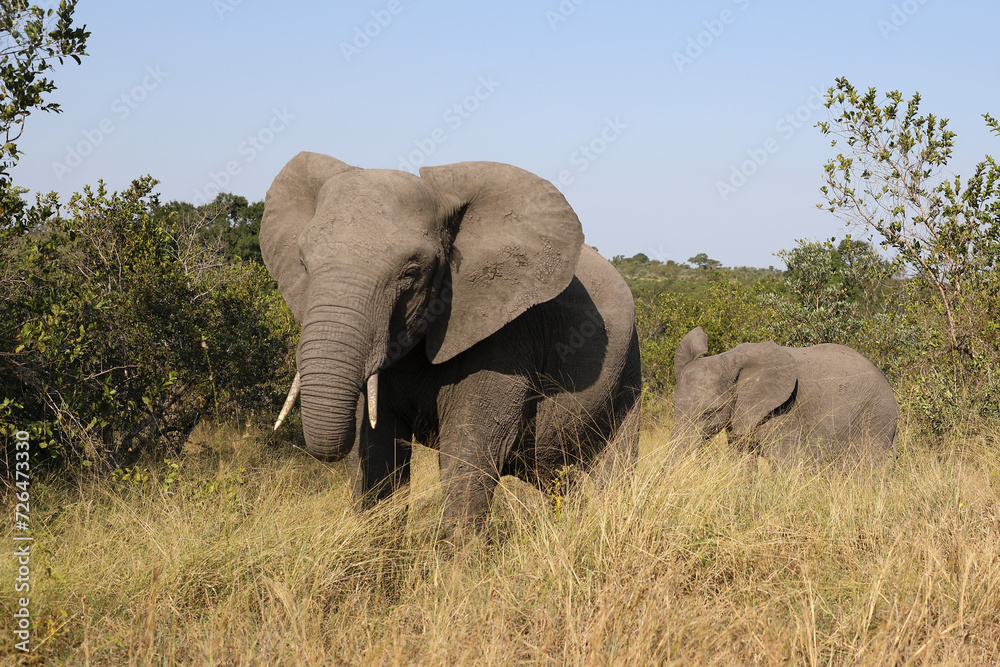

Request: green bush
left=0, top=178, right=296, bottom=469
left=635, top=273, right=782, bottom=391
left=816, top=79, right=1000, bottom=438
left=628, top=241, right=997, bottom=441
left=759, top=238, right=887, bottom=347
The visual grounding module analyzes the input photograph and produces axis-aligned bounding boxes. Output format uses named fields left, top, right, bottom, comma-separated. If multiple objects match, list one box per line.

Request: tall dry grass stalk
left=2, top=418, right=999, bottom=665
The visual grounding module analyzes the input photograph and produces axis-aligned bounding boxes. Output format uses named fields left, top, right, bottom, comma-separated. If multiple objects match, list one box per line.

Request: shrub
left=0, top=178, right=296, bottom=470
left=816, top=79, right=1000, bottom=436
left=760, top=238, right=888, bottom=347
left=635, top=273, right=782, bottom=391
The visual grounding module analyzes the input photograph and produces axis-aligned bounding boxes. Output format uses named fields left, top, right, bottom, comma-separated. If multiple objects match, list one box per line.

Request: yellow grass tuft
left=2, top=417, right=999, bottom=664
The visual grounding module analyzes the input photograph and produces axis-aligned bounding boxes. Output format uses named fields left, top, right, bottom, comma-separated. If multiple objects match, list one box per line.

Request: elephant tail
left=889, top=421, right=898, bottom=464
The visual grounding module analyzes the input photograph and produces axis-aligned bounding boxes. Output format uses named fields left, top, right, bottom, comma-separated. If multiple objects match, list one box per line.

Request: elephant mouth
left=273, top=371, right=380, bottom=433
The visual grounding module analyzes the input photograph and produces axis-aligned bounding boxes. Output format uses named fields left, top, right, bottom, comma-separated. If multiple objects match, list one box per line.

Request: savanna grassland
left=2, top=405, right=999, bottom=665
left=3, top=14, right=1000, bottom=663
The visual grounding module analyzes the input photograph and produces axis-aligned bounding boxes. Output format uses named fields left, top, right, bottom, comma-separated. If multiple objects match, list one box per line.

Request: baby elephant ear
left=419, top=161, right=584, bottom=364
left=730, top=341, right=797, bottom=441
left=260, top=152, right=357, bottom=321
left=674, top=327, right=709, bottom=380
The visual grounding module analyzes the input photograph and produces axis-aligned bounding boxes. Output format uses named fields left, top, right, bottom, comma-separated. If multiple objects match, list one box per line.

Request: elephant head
left=670, top=327, right=797, bottom=452
left=260, top=152, right=584, bottom=461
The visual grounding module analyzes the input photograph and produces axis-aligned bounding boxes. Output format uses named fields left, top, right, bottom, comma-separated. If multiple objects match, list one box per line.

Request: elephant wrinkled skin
left=261, top=152, right=641, bottom=526
left=670, top=327, right=898, bottom=467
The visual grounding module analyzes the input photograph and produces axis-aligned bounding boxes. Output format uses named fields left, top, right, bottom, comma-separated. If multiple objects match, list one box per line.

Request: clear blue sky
left=14, top=0, right=1000, bottom=268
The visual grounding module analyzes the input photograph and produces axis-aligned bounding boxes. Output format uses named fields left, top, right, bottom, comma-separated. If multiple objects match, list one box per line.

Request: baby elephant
left=670, top=327, right=898, bottom=466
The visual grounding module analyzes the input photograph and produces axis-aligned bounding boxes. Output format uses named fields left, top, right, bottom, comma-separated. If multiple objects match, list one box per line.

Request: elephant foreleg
left=437, top=424, right=516, bottom=529
left=436, top=379, right=528, bottom=530
left=349, top=399, right=413, bottom=510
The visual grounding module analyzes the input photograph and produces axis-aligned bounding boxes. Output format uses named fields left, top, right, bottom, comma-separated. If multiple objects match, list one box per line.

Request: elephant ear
left=259, top=152, right=358, bottom=322
left=419, top=161, right=584, bottom=364
left=730, top=341, right=797, bottom=440
left=674, top=327, right=709, bottom=380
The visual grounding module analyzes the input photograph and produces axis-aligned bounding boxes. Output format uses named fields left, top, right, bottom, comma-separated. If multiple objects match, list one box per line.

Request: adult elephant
left=262, top=152, right=641, bottom=526
left=670, top=327, right=897, bottom=467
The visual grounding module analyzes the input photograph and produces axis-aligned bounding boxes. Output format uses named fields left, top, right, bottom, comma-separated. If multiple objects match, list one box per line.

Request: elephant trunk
left=297, top=308, right=378, bottom=461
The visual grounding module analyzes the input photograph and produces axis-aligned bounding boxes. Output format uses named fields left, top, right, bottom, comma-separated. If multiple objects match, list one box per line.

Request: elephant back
left=787, top=343, right=898, bottom=452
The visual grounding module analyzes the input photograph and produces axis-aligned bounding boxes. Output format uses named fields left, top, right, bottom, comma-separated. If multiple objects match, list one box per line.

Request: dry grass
left=2, top=415, right=999, bottom=665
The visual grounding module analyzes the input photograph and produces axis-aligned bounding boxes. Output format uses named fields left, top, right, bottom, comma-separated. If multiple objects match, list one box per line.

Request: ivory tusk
left=273, top=371, right=301, bottom=431
left=366, top=373, right=378, bottom=429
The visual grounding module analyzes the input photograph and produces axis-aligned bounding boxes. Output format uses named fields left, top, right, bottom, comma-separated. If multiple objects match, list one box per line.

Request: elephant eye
left=401, top=264, right=421, bottom=280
